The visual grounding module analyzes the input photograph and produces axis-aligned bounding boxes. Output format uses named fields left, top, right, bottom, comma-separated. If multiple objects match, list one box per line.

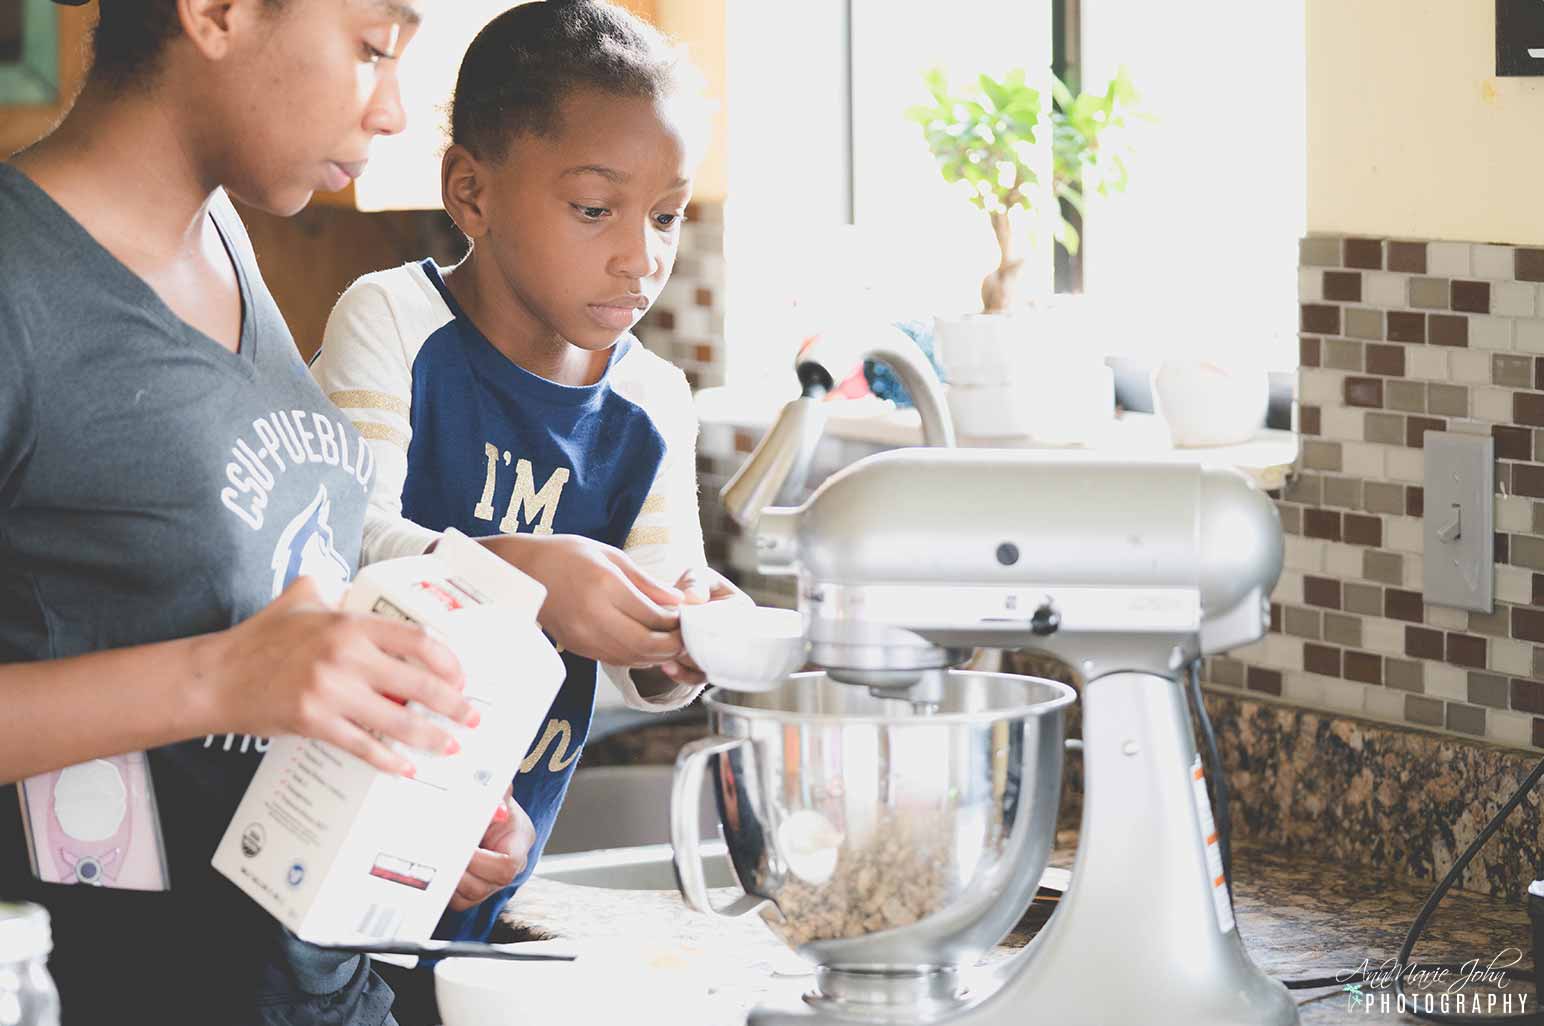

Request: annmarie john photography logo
left=1338, top=949, right=1530, bottom=1016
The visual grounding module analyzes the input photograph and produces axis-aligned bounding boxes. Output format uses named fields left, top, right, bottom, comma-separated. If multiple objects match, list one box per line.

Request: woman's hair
left=89, top=0, right=284, bottom=89
left=450, top=0, right=702, bottom=162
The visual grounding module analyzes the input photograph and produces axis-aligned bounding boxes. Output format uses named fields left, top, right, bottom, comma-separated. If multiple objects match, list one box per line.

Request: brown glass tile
left=1446, top=703, right=1487, bottom=736
left=1387, top=241, right=1427, bottom=273
left=1344, top=377, right=1384, bottom=408
left=1494, top=354, right=1534, bottom=389
left=1407, top=486, right=1425, bottom=517
left=1514, top=678, right=1544, bottom=714
left=1342, top=513, right=1383, bottom=546
left=694, top=287, right=714, bottom=307
left=1536, top=502, right=1544, bottom=535
left=1493, top=426, right=1532, bottom=461
left=1364, top=482, right=1406, bottom=515
left=1363, top=413, right=1405, bottom=446
left=1405, top=694, right=1445, bottom=727
left=1345, top=307, right=1384, bottom=340
left=1246, top=667, right=1283, bottom=696
left=1536, top=646, right=1544, bottom=680
left=1428, top=314, right=1469, bottom=347
left=1344, top=238, right=1383, bottom=269
left=1410, top=277, right=1448, bottom=309
left=1387, top=311, right=1426, bottom=343
left=1510, top=535, right=1544, bottom=571
left=653, top=310, right=676, bottom=330
left=1344, top=650, right=1382, bottom=684
left=1385, top=657, right=1425, bottom=692
left=1515, top=607, right=1544, bottom=644
left=1285, top=605, right=1321, bottom=639
left=1406, top=415, right=1446, bottom=448
left=682, top=369, right=700, bottom=390
left=1344, top=582, right=1384, bottom=616
left=1497, top=532, right=1511, bottom=565
left=1304, top=575, right=1342, bottom=610
left=1469, top=671, right=1510, bottom=708
left=1279, top=504, right=1302, bottom=535
left=1304, top=642, right=1341, bottom=676
left=1270, top=603, right=1283, bottom=633
left=1300, top=237, right=1342, bottom=268
left=1322, top=476, right=1363, bottom=509
left=1406, top=625, right=1444, bottom=660
left=1323, top=272, right=1362, bottom=303
left=1324, top=339, right=1362, bottom=371
left=1300, top=336, right=1321, bottom=368
left=1384, top=588, right=1425, bottom=623
left=1515, top=464, right=1544, bottom=500
left=1515, top=392, right=1544, bottom=427
left=1518, top=248, right=1544, bottom=282
left=1301, top=304, right=1340, bottom=334
left=1208, top=656, right=1244, bottom=687
left=1451, top=280, right=1491, bottom=314
left=1363, top=550, right=1403, bottom=585
left=1532, top=719, right=1544, bottom=748
left=1446, top=633, right=1488, bottom=669
left=692, top=344, right=713, bottom=363
left=1539, top=358, right=1544, bottom=391
left=1285, top=473, right=1322, bottom=505
left=1300, top=405, right=1322, bottom=435
left=1323, top=612, right=1363, bottom=648
left=1364, top=344, right=1406, bottom=377
left=1427, top=384, right=1468, bottom=418
left=1386, top=380, right=1427, bottom=412
left=1302, top=441, right=1343, bottom=472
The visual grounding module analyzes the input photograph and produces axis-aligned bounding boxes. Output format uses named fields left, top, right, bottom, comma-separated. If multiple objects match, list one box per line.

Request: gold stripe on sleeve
left=353, top=421, right=410, bottom=452
left=636, top=493, right=667, bottom=516
left=624, top=525, right=671, bottom=549
left=328, top=389, right=410, bottom=418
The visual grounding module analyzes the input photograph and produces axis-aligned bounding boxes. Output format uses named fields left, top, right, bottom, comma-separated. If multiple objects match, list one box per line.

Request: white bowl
left=680, top=601, right=807, bottom=692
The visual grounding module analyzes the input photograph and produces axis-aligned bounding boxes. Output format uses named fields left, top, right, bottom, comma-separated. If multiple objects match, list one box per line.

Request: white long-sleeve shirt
left=309, top=259, right=707, bottom=713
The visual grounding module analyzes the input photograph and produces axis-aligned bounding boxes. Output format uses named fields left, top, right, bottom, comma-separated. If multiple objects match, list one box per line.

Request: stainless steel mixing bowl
left=671, top=670, right=1074, bottom=1007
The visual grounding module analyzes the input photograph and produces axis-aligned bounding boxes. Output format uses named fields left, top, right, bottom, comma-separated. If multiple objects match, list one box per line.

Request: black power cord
left=1184, top=660, right=1544, bottom=1019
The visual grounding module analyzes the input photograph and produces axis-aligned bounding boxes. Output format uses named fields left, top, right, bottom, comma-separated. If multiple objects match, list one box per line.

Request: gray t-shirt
left=0, top=164, right=387, bottom=1023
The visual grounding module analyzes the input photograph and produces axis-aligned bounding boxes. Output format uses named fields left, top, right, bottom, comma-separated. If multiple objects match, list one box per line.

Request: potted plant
left=907, top=67, right=1138, bottom=442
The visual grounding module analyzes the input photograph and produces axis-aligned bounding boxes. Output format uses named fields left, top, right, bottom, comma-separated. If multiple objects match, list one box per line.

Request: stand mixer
left=674, top=330, right=1298, bottom=1025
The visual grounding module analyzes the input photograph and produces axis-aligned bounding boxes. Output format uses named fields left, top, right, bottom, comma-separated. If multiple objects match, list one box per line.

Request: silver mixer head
left=753, top=448, right=1283, bottom=688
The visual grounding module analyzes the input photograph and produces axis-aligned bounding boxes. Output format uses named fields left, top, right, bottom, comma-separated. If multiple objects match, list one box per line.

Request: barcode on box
left=356, top=903, right=402, bottom=941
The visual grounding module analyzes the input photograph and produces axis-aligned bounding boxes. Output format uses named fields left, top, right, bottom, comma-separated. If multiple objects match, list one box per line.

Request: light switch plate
left=1422, top=431, right=1494, bottom=612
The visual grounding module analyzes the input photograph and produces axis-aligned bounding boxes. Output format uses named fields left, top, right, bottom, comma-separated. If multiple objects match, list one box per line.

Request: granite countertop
left=498, top=828, right=1536, bottom=1025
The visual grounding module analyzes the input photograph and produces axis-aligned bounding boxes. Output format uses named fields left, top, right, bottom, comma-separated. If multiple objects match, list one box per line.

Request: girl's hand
left=449, top=785, right=536, bottom=912
left=483, top=534, right=687, bottom=667
left=197, top=576, right=475, bottom=776
left=660, top=566, right=748, bottom=686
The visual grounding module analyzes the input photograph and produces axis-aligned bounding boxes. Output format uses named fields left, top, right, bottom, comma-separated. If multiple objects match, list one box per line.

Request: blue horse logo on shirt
left=270, top=484, right=352, bottom=598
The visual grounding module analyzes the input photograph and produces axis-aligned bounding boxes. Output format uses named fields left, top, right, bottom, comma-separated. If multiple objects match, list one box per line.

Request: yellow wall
left=1309, top=0, right=1544, bottom=244
left=655, top=0, right=728, bottom=202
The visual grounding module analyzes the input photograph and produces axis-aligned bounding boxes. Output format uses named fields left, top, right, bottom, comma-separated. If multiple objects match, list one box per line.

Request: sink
left=533, top=764, right=732, bottom=890
left=544, top=765, right=718, bottom=855
left=534, top=841, right=738, bottom=890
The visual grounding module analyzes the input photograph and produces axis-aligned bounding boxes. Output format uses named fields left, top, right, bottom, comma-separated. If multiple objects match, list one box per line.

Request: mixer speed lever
left=1031, top=602, right=1061, bottom=636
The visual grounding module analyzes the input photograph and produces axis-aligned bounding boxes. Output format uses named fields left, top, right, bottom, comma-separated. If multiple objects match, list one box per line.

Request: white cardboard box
left=212, top=530, right=564, bottom=946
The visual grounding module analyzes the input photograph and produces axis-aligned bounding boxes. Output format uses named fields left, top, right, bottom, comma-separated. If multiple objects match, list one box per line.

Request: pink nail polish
left=465, top=708, right=481, bottom=728
left=444, top=736, right=461, bottom=756
left=401, top=763, right=416, bottom=778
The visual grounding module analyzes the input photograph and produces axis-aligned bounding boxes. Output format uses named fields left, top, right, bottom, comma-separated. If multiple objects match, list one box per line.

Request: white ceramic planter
left=1150, top=361, right=1269, bottom=448
left=933, top=312, right=1113, bottom=445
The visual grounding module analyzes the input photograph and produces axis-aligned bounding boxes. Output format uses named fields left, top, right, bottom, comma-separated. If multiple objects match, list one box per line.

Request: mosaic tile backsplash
left=633, top=201, right=726, bottom=391
left=1203, top=234, right=1544, bottom=751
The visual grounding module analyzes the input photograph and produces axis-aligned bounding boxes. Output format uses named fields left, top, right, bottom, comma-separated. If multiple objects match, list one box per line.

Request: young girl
left=309, top=2, right=739, bottom=1012
left=0, top=1, right=637, bottom=1022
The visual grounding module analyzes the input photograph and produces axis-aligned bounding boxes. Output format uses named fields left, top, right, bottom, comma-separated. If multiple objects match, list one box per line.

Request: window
left=723, top=0, right=1306, bottom=394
